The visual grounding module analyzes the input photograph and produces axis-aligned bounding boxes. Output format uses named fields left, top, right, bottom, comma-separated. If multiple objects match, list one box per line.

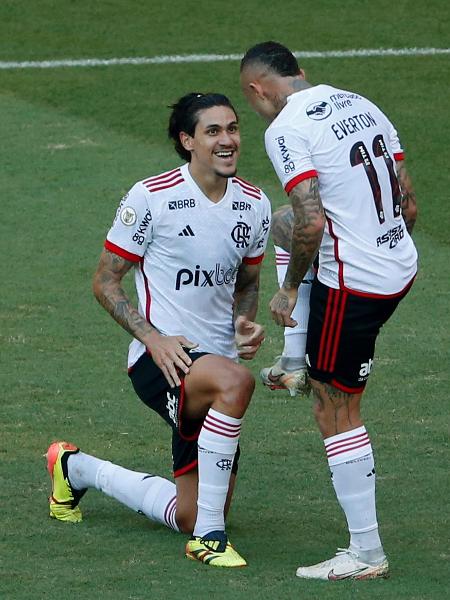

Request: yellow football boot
left=186, top=530, right=247, bottom=567
left=46, top=441, right=86, bottom=523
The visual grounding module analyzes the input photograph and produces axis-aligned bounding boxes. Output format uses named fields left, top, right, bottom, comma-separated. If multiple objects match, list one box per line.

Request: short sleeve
left=105, top=182, right=153, bottom=262
left=370, top=103, right=405, bottom=162
left=243, top=192, right=272, bottom=264
left=388, top=120, right=404, bottom=161
left=265, top=126, right=318, bottom=194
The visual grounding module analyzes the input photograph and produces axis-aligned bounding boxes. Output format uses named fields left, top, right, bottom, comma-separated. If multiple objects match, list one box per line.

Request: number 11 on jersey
left=350, top=134, right=402, bottom=224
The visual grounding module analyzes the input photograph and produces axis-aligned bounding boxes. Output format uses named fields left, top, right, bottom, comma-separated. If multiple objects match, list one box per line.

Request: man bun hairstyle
left=168, top=92, right=238, bottom=162
left=240, top=41, right=300, bottom=77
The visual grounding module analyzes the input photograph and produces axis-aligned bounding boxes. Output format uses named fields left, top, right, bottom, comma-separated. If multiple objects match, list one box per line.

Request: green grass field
left=1, top=1, right=449, bottom=598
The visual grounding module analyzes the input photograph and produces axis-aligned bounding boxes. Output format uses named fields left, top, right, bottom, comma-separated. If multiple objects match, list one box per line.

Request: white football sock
left=275, top=245, right=313, bottom=367
left=68, top=452, right=179, bottom=531
left=141, top=476, right=179, bottom=531
left=193, top=408, right=241, bottom=537
left=67, top=451, right=103, bottom=490
left=324, top=426, right=384, bottom=558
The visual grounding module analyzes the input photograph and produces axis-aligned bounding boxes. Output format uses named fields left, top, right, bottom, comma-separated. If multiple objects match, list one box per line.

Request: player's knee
left=217, top=366, right=255, bottom=415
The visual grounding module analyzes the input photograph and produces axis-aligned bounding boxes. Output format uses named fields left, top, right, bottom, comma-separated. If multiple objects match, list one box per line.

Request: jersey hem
left=325, top=215, right=416, bottom=298
left=341, top=273, right=416, bottom=299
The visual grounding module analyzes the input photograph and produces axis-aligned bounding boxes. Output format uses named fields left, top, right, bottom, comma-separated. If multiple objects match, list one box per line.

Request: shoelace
left=335, top=548, right=359, bottom=559
left=317, top=548, right=359, bottom=567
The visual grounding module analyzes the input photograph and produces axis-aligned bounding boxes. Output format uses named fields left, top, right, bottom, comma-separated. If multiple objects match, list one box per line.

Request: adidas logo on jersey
left=178, top=225, right=195, bottom=237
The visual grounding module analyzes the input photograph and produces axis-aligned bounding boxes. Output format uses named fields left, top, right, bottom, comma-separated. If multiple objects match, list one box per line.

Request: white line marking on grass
left=0, top=47, right=449, bottom=70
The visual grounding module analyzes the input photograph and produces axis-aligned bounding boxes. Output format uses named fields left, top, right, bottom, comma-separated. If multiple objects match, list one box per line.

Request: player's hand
left=235, top=315, right=265, bottom=360
left=269, top=287, right=298, bottom=327
left=147, top=332, right=198, bottom=388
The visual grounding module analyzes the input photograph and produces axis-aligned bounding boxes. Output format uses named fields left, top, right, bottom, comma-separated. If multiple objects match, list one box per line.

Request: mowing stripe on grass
left=1, top=47, right=449, bottom=70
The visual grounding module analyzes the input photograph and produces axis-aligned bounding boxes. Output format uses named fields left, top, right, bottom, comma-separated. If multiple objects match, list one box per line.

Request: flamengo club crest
left=231, top=221, right=251, bottom=248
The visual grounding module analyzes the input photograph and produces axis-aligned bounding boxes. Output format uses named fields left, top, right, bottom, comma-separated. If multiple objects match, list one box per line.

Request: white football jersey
left=105, top=163, right=271, bottom=367
left=265, top=84, right=418, bottom=297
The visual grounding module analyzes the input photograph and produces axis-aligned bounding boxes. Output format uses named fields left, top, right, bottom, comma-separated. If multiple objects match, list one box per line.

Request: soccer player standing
left=240, top=42, right=418, bottom=580
left=46, top=93, right=271, bottom=568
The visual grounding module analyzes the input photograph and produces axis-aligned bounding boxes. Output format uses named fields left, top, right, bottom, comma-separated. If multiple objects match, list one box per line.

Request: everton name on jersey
left=105, top=163, right=271, bottom=367
left=265, top=84, right=417, bottom=297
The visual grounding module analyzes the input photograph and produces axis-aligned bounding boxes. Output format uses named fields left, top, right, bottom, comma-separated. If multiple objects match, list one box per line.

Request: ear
left=179, top=131, right=194, bottom=153
left=299, top=68, right=306, bottom=80
left=248, top=81, right=264, bottom=99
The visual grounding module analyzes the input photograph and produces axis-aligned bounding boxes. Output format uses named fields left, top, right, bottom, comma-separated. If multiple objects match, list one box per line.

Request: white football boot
left=260, top=355, right=310, bottom=397
left=296, top=548, right=389, bottom=581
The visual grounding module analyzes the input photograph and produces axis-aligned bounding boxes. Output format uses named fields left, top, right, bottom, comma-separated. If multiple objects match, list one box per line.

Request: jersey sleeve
left=243, top=192, right=272, bottom=264
left=104, top=182, right=153, bottom=262
left=388, top=121, right=405, bottom=161
left=370, top=102, right=405, bottom=162
left=265, top=126, right=317, bottom=194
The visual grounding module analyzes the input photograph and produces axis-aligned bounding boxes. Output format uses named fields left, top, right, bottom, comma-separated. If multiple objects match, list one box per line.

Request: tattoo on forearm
left=233, top=263, right=259, bottom=321
left=94, top=250, right=156, bottom=342
left=284, top=178, right=324, bottom=289
left=397, top=162, right=417, bottom=234
left=271, top=204, right=294, bottom=251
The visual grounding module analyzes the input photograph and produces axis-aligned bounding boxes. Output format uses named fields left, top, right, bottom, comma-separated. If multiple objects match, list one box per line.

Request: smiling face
left=180, top=105, right=240, bottom=179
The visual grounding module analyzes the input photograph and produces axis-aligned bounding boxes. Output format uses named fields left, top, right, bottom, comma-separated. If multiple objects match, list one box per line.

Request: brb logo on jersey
left=175, top=264, right=239, bottom=290
left=168, top=198, right=196, bottom=210
left=231, top=222, right=251, bottom=248
left=232, top=201, right=251, bottom=211
left=306, top=101, right=332, bottom=121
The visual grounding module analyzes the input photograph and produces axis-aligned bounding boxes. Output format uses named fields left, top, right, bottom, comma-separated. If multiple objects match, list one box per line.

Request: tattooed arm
left=270, top=204, right=294, bottom=252
left=233, top=262, right=265, bottom=360
left=269, top=177, right=325, bottom=327
left=233, top=262, right=261, bottom=322
left=396, top=160, right=418, bottom=234
left=93, top=249, right=197, bottom=387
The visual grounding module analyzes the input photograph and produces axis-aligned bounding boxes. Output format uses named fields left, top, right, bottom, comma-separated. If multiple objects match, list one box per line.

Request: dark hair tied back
left=168, top=93, right=238, bottom=162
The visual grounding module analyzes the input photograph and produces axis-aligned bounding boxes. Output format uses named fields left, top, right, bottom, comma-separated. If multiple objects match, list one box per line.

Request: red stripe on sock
left=202, top=423, right=241, bottom=438
left=325, top=431, right=368, bottom=451
left=327, top=439, right=371, bottom=459
left=164, top=495, right=176, bottom=527
left=205, top=413, right=241, bottom=433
